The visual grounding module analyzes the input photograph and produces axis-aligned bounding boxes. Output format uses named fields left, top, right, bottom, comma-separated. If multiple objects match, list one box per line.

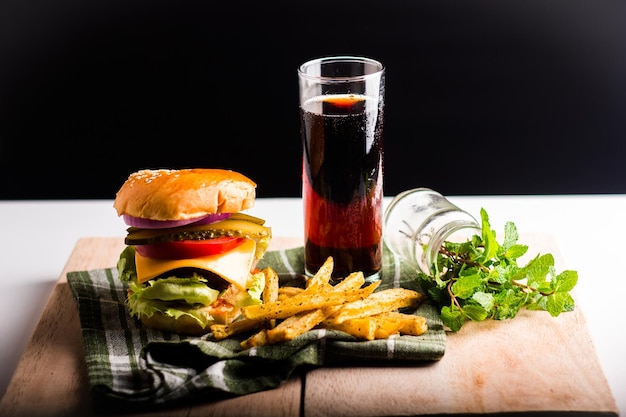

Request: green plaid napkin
left=67, top=246, right=445, bottom=410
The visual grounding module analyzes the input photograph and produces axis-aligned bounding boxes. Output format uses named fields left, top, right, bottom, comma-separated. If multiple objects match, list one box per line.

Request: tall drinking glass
left=298, top=56, right=385, bottom=282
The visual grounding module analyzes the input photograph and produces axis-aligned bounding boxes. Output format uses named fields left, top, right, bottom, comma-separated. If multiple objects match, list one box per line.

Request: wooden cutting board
left=0, top=236, right=619, bottom=417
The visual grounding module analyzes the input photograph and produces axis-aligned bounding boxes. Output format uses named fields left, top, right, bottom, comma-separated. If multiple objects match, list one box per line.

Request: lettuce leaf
left=126, top=276, right=222, bottom=329
left=244, top=270, right=265, bottom=305
left=128, top=297, right=218, bottom=327
left=117, top=246, right=137, bottom=283
left=118, top=245, right=265, bottom=328
left=132, top=277, right=220, bottom=305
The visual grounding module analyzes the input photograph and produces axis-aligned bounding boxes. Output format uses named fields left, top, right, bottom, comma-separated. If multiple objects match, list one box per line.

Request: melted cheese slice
left=135, top=238, right=257, bottom=289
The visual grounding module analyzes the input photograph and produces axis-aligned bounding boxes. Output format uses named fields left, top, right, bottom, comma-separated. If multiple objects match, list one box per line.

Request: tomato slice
left=134, top=237, right=246, bottom=259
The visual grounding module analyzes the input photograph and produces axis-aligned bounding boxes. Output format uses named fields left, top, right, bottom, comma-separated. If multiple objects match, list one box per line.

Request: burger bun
left=140, top=311, right=210, bottom=336
left=114, top=168, right=256, bottom=221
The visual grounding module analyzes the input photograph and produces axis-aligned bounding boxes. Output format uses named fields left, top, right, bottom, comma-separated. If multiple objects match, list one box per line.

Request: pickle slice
left=125, top=218, right=271, bottom=246
left=228, top=212, right=266, bottom=225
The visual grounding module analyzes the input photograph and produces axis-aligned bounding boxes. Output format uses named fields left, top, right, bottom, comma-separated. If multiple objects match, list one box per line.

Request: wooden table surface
left=0, top=236, right=619, bottom=417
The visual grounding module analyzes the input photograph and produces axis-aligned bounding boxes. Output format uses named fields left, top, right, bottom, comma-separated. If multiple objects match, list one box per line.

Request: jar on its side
left=383, top=188, right=481, bottom=274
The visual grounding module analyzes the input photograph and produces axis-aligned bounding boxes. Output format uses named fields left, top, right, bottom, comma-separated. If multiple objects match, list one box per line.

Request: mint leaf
left=502, top=221, right=519, bottom=251
left=419, top=208, right=578, bottom=331
left=553, top=270, right=578, bottom=292
left=478, top=208, right=499, bottom=264
left=544, top=292, right=568, bottom=316
left=472, top=291, right=494, bottom=311
left=505, top=243, right=528, bottom=259
left=441, top=305, right=465, bottom=332
left=451, top=274, right=483, bottom=299
left=492, top=288, right=526, bottom=319
left=526, top=253, right=554, bottom=288
left=462, top=303, right=490, bottom=322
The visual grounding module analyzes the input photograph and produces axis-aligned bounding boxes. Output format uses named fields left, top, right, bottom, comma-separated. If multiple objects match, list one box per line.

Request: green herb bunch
left=416, top=208, right=578, bottom=332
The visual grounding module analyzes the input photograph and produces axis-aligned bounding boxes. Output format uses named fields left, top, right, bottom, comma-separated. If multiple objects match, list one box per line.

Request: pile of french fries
left=210, top=257, right=428, bottom=348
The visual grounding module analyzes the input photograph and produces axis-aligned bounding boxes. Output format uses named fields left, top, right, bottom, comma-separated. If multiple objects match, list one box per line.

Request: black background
left=1, top=0, right=625, bottom=199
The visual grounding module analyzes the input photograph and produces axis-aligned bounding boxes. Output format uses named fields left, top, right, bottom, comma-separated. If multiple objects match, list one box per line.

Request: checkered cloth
left=67, top=246, right=446, bottom=410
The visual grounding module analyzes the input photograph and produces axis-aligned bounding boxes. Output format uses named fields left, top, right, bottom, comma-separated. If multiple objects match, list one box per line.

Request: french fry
left=213, top=256, right=430, bottom=348
left=278, top=286, right=304, bottom=300
left=276, top=271, right=362, bottom=301
left=324, top=317, right=378, bottom=340
left=304, top=256, right=334, bottom=293
left=371, top=315, right=404, bottom=339
left=377, top=311, right=428, bottom=336
left=242, top=280, right=380, bottom=321
left=262, top=267, right=279, bottom=304
left=327, top=288, right=424, bottom=324
left=261, top=267, right=280, bottom=328
left=324, top=312, right=426, bottom=340
left=263, top=273, right=365, bottom=344
left=241, top=329, right=269, bottom=349
left=266, top=308, right=328, bottom=344
left=332, top=271, right=365, bottom=292
left=210, top=318, right=263, bottom=340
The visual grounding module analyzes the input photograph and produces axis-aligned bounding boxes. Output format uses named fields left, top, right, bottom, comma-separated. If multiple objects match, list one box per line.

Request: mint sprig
left=416, top=208, right=578, bottom=332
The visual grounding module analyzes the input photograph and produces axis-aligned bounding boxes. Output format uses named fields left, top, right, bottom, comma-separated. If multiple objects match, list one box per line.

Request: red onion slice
left=122, top=213, right=231, bottom=229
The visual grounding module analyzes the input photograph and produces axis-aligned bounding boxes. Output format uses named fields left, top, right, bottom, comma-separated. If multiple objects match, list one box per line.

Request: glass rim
left=298, top=56, right=385, bottom=82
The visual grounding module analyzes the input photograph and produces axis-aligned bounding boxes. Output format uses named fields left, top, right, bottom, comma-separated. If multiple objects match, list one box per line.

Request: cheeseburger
left=114, top=168, right=271, bottom=335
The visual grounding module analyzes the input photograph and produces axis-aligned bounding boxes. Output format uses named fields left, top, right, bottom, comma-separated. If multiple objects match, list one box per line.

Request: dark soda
left=301, top=93, right=383, bottom=281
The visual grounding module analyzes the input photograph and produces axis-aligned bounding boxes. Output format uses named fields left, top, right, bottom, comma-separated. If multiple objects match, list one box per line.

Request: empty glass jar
left=383, top=188, right=481, bottom=274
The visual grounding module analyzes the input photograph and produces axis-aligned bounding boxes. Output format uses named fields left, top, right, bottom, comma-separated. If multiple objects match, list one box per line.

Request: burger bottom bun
left=140, top=311, right=214, bottom=336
